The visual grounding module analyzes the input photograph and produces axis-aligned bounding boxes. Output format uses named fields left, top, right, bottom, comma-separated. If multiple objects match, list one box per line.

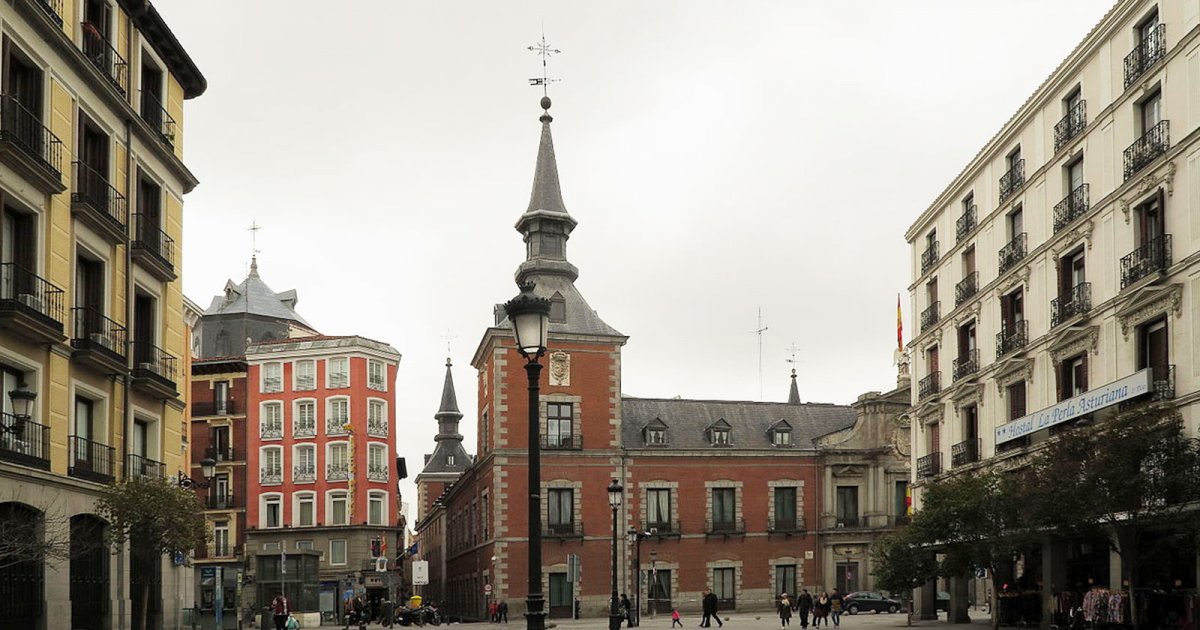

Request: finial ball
left=540, top=96, right=552, bottom=111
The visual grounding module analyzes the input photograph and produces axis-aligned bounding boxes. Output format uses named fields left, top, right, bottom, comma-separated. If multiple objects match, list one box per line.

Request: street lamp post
left=178, top=456, right=217, bottom=489
left=607, top=479, right=624, bottom=630
left=3, top=382, right=36, bottom=436
left=503, top=282, right=551, bottom=630
left=626, top=527, right=650, bottom=627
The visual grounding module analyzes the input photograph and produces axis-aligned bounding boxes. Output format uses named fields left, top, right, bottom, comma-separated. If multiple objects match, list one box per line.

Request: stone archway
left=0, top=501, right=45, bottom=630
left=71, top=514, right=110, bottom=630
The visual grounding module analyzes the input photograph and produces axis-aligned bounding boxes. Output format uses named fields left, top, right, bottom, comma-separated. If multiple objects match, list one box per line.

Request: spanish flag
left=896, top=293, right=903, bottom=352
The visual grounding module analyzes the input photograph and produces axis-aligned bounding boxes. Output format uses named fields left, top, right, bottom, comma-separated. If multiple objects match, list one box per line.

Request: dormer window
left=711, top=429, right=730, bottom=446
left=448, top=455, right=455, bottom=466
left=646, top=428, right=666, bottom=445
left=549, top=292, right=566, bottom=323
left=769, top=419, right=794, bottom=447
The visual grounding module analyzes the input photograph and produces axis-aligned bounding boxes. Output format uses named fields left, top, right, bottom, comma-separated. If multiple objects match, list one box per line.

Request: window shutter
left=1055, top=362, right=1064, bottom=401
left=1079, top=354, right=1089, bottom=392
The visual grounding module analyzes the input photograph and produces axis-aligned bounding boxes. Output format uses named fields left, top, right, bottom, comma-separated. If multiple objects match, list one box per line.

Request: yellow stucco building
left=0, top=1, right=205, bottom=629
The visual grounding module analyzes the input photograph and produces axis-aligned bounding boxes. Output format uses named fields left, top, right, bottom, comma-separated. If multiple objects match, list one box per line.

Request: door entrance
left=648, top=569, right=672, bottom=615
left=548, top=573, right=572, bottom=619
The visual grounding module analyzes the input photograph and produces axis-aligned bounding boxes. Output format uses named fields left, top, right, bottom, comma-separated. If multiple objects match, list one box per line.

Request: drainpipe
left=119, top=10, right=134, bottom=628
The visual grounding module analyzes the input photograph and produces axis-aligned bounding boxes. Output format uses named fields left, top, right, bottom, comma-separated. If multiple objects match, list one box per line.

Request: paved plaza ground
left=445, top=610, right=996, bottom=630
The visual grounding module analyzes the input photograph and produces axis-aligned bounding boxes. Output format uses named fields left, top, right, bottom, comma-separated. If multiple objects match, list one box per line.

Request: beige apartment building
left=905, top=0, right=1199, bottom=623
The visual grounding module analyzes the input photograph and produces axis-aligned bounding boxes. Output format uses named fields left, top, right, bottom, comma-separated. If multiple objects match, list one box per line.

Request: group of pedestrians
left=777, top=589, right=844, bottom=629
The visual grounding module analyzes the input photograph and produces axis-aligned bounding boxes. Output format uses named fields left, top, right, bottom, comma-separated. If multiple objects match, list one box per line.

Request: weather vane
left=785, top=343, right=801, bottom=372
left=527, top=32, right=561, bottom=97
left=248, top=220, right=262, bottom=256
left=441, top=328, right=457, bottom=358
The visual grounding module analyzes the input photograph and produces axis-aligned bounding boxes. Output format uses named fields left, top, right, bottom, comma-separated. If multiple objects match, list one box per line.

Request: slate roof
left=203, top=258, right=312, bottom=327
left=621, top=396, right=856, bottom=450
left=495, top=275, right=623, bottom=337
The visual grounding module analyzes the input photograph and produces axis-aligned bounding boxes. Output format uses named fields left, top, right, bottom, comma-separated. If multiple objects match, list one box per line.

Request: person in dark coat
left=797, top=590, right=813, bottom=629
left=701, top=589, right=723, bottom=628
left=778, top=593, right=793, bottom=628
left=498, top=600, right=509, bottom=624
left=621, top=594, right=633, bottom=627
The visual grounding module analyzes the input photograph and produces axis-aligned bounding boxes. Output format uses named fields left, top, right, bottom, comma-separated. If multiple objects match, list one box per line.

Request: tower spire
left=788, top=369, right=801, bottom=405
left=515, top=97, right=580, bottom=285
left=435, top=357, right=462, bottom=440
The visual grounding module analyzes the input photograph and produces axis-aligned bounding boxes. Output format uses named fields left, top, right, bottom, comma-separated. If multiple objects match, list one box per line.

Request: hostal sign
left=994, top=368, right=1152, bottom=445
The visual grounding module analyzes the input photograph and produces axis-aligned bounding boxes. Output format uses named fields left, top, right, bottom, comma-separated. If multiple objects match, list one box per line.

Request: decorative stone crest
left=1048, top=326, right=1098, bottom=367
left=954, top=300, right=982, bottom=327
left=1118, top=284, right=1183, bottom=339
left=996, top=264, right=1030, bottom=295
left=1050, top=220, right=1094, bottom=257
left=1120, top=162, right=1175, bottom=224
left=549, top=350, right=571, bottom=386
left=952, top=383, right=985, bottom=408
left=995, top=358, right=1034, bottom=396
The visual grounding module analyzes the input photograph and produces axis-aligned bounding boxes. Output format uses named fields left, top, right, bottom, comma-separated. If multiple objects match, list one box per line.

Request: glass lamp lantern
left=504, top=283, right=551, bottom=358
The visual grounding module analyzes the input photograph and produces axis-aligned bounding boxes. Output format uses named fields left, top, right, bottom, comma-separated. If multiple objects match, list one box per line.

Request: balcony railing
left=0, top=413, right=50, bottom=470
left=916, top=452, right=942, bottom=479
left=544, top=521, right=583, bottom=538
left=139, top=91, right=176, bottom=147
left=80, top=23, right=128, bottom=94
left=918, top=372, right=941, bottom=400
left=206, top=543, right=241, bottom=559
left=952, top=349, right=979, bottom=381
left=366, top=463, right=389, bottom=482
left=998, top=232, right=1028, bottom=274
left=69, top=435, right=115, bottom=483
left=955, top=205, right=977, bottom=243
left=541, top=434, right=583, bottom=450
left=259, top=422, right=282, bottom=440
left=1054, top=100, right=1087, bottom=151
left=1051, top=282, right=1092, bottom=327
left=326, top=418, right=349, bottom=436
left=260, top=466, right=283, bottom=485
left=1120, top=234, right=1172, bottom=288
left=951, top=439, right=981, bottom=467
left=132, top=342, right=177, bottom=385
left=1124, top=23, right=1166, bottom=88
left=131, top=213, right=176, bottom=274
left=705, top=518, right=746, bottom=535
left=955, top=272, right=978, bottom=306
left=1150, top=363, right=1177, bottom=401
left=126, top=453, right=164, bottom=479
left=999, top=159, right=1025, bottom=202
left=642, top=521, right=679, bottom=536
left=1053, top=184, right=1090, bottom=233
left=192, top=400, right=238, bottom=417
left=206, top=492, right=236, bottom=510
left=0, top=94, right=64, bottom=181
left=1124, top=120, right=1170, bottom=181
left=366, top=418, right=388, bottom=438
left=996, top=320, right=1029, bottom=358
left=769, top=518, right=804, bottom=533
left=327, top=462, right=351, bottom=481
left=293, top=464, right=315, bottom=484
left=72, top=161, right=127, bottom=238
left=36, top=0, right=64, bottom=25
left=71, top=307, right=127, bottom=362
left=294, top=419, right=317, bottom=438
left=920, top=241, right=939, bottom=274
left=205, top=445, right=236, bottom=462
left=0, top=263, right=66, bottom=333
left=919, top=301, right=940, bottom=333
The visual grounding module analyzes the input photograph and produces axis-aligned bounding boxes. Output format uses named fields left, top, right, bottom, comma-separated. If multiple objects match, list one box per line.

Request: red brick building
left=413, top=100, right=910, bottom=620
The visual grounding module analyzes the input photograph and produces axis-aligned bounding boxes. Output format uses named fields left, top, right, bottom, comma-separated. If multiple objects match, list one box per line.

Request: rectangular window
left=775, top=565, right=797, bottom=601
left=1008, top=381, right=1027, bottom=420
left=297, top=495, right=314, bottom=527
left=1008, top=206, right=1024, bottom=239
left=548, top=488, right=573, bottom=532
left=1067, top=157, right=1084, bottom=193
left=546, top=403, right=573, bottom=446
left=1138, top=318, right=1168, bottom=369
left=261, top=402, right=282, bottom=438
left=74, top=395, right=94, bottom=442
left=711, top=429, right=730, bottom=446
left=1141, top=89, right=1162, bottom=133
left=836, top=486, right=859, bottom=527
left=1001, top=289, right=1025, bottom=330
left=646, top=428, right=665, bottom=445
left=331, top=494, right=348, bottom=526
left=711, top=488, right=736, bottom=528
left=264, top=497, right=281, bottom=529
left=647, top=488, right=671, bottom=529
left=368, top=400, right=386, bottom=435
left=294, top=360, right=315, bottom=390
left=1008, top=146, right=1022, bottom=171
left=962, top=247, right=976, bottom=275
left=963, top=405, right=979, bottom=442
left=262, top=363, right=282, bottom=393
left=330, top=539, right=347, bottom=565
left=213, top=520, right=229, bottom=556
left=296, top=540, right=314, bottom=551
left=772, top=430, right=792, bottom=446
left=368, top=494, right=384, bottom=525
left=894, top=480, right=910, bottom=521
left=368, top=359, right=386, bottom=391
left=836, top=562, right=859, bottom=593
left=774, top=486, right=797, bottom=529
left=1060, top=355, right=1088, bottom=400
left=328, top=357, right=349, bottom=388
left=295, top=401, right=316, bottom=436
left=328, top=399, right=349, bottom=433
left=713, top=568, right=735, bottom=606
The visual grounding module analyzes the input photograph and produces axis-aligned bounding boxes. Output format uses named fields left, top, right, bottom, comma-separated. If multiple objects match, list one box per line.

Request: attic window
left=646, top=428, right=666, bottom=446
left=549, top=292, right=566, bottom=323
left=710, top=429, right=730, bottom=446
left=772, top=429, right=793, bottom=446
left=448, top=455, right=455, bottom=466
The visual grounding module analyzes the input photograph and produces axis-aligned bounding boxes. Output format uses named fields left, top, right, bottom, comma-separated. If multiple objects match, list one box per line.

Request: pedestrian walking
left=813, top=593, right=830, bottom=628
left=702, top=589, right=724, bottom=628
left=489, top=601, right=498, bottom=623
left=498, top=600, right=509, bottom=623
left=672, top=608, right=683, bottom=628
left=778, top=593, right=793, bottom=629
left=271, top=593, right=290, bottom=630
left=621, top=594, right=633, bottom=627
left=829, top=590, right=843, bottom=628
left=797, top=590, right=813, bottom=629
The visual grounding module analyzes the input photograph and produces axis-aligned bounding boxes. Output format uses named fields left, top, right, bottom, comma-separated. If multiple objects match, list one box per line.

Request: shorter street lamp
left=607, top=479, right=624, bottom=630
left=178, top=456, right=216, bottom=489
left=627, top=527, right=653, bottom=627
left=3, top=382, right=36, bottom=436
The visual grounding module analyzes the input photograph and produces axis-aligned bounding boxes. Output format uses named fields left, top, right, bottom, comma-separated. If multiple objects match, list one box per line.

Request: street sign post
left=412, top=560, right=430, bottom=586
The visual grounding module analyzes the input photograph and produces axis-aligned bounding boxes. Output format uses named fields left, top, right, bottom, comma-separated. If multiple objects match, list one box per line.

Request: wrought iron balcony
left=1120, top=234, right=1171, bottom=289
left=952, top=349, right=979, bottom=381
left=705, top=518, right=746, bottom=535
left=206, top=543, right=241, bottom=559
left=80, top=23, right=128, bottom=94
left=916, top=452, right=941, bottom=478
left=139, top=91, right=176, bottom=148
left=1053, top=184, right=1090, bottom=233
left=293, top=419, right=317, bottom=438
left=951, top=439, right=981, bottom=467
left=327, top=462, right=351, bottom=481
left=205, top=444, right=236, bottom=462
left=835, top=516, right=862, bottom=528
left=366, top=463, right=389, bottom=482
left=193, top=400, right=238, bottom=417
left=956, top=205, right=977, bottom=242
left=206, top=492, right=236, bottom=510
left=1124, top=120, right=1169, bottom=181
left=293, top=464, right=315, bottom=484
left=1051, top=282, right=1092, bottom=327
left=367, top=417, right=388, bottom=438
left=955, top=272, right=979, bottom=306
left=131, top=342, right=178, bottom=398
left=999, top=159, right=1025, bottom=202
left=70, top=307, right=127, bottom=374
left=1124, top=23, right=1166, bottom=88
left=998, top=232, right=1028, bottom=274
left=259, top=422, right=282, bottom=440
left=642, top=521, right=680, bottom=536
left=69, top=435, right=115, bottom=483
left=259, top=466, right=283, bottom=485
left=35, top=0, right=63, bottom=25
left=0, top=263, right=66, bottom=343
left=768, top=518, right=805, bottom=534
left=71, top=161, right=127, bottom=242
left=325, top=418, right=349, bottom=436
left=541, top=434, right=583, bottom=450
left=996, top=320, right=1029, bottom=358
left=0, top=413, right=49, bottom=471
left=544, top=521, right=584, bottom=538
left=920, top=301, right=940, bottom=332
left=0, top=94, right=64, bottom=192
left=920, top=241, right=939, bottom=274
left=127, top=453, right=164, bottom=479
left=131, top=213, right=176, bottom=281
left=918, top=372, right=941, bottom=400
left=1054, top=100, right=1087, bottom=152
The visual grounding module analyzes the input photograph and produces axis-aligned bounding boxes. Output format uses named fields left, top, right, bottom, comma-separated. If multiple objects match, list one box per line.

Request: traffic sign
left=484, top=584, right=493, bottom=595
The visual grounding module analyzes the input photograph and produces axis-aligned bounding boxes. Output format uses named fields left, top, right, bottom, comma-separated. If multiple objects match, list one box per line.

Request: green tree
left=1025, top=412, right=1200, bottom=630
left=96, top=475, right=207, bottom=630
left=910, top=469, right=1038, bottom=630
left=870, top=528, right=938, bottom=626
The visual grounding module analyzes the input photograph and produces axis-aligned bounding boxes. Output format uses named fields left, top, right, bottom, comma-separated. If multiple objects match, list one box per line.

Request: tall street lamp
left=607, top=479, right=624, bottom=630
left=178, top=456, right=217, bottom=489
left=503, top=282, right=551, bottom=630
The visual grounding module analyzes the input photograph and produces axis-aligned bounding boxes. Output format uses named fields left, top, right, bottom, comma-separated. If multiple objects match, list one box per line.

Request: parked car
left=936, top=591, right=950, bottom=612
left=843, top=591, right=901, bottom=614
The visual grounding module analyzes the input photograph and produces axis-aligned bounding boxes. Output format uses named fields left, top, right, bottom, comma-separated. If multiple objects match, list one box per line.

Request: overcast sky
left=157, top=0, right=1115, bottom=519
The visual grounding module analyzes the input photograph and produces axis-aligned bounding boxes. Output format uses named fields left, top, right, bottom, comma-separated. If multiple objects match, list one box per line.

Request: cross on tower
left=441, top=329, right=457, bottom=358
left=248, top=220, right=263, bottom=256
left=527, top=32, right=561, bottom=97
left=785, top=343, right=801, bottom=373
